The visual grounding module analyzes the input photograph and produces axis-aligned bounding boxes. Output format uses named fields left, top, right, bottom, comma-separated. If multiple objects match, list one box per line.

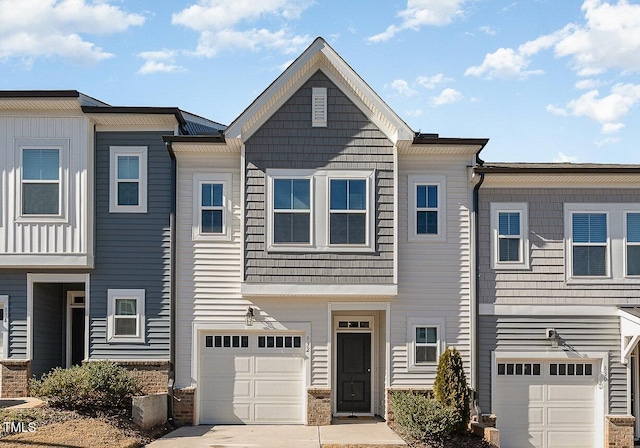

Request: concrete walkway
left=0, top=397, right=45, bottom=409
left=146, top=419, right=407, bottom=448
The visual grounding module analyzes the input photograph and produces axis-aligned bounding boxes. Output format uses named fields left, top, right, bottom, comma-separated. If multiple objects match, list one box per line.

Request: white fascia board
left=241, top=282, right=397, bottom=298
left=479, top=303, right=619, bottom=316
left=0, top=254, right=94, bottom=268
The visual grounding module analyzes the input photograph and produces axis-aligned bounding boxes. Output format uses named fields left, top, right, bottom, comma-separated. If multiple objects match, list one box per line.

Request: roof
left=477, top=162, right=640, bottom=174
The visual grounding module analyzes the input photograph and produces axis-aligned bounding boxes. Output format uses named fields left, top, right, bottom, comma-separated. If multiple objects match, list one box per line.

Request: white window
left=107, top=289, right=145, bottom=343
left=109, top=147, right=147, bottom=213
left=626, top=212, right=640, bottom=276
left=192, top=173, right=232, bottom=241
left=407, top=318, right=444, bottom=370
left=16, top=139, right=69, bottom=221
left=311, top=87, right=327, bottom=127
left=408, top=175, right=446, bottom=241
left=564, top=203, right=640, bottom=283
left=266, top=169, right=374, bottom=252
left=490, top=203, right=529, bottom=269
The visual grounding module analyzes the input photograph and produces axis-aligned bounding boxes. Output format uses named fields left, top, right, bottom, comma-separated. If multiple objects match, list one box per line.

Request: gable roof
left=224, top=37, right=415, bottom=150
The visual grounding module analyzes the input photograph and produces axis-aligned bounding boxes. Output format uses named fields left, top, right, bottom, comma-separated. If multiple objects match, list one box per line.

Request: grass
left=0, top=407, right=172, bottom=448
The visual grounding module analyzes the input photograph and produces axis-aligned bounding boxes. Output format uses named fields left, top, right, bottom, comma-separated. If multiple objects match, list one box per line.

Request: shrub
left=30, top=361, right=141, bottom=416
left=391, top=391, right=460, bottom=445
left=434, top=346, right=470, bottom=432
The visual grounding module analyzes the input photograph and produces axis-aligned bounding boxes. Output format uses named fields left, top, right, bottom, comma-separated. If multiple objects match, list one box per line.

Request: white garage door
left=199, top=333, right=305, bottom=424
left=494, top=360, right=598, bottom=448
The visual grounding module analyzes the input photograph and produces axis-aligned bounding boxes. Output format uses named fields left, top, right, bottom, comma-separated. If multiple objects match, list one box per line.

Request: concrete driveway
left=146, top=419, right=407, bottom=448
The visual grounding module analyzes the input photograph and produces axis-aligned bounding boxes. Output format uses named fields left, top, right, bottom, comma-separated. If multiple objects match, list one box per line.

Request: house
left=0, top=90, right=224, bottom=397
left=476, top=163, right=640, bottom=447
left=164, top=37, right=488, bottom=425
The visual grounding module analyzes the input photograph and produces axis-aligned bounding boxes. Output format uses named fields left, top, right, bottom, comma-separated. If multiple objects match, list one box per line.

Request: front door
left=337, top=332, right=371, bottom=413
left=67, top=291, right=85, bottom=367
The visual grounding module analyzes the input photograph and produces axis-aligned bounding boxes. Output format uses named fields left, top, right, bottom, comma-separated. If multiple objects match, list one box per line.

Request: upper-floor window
left=564, top=203, right=640, bottom=283
left=22, top=148, right=60, bottom=215
left=490, top=203, right=529, bottom=269
left=329, top=179, right=366, bottom=244
left=193, top=173, right=232, bottom=241
left=266, top=169, right=374, bottom=252
left=572, top=212, right=607, bottom=276
left=109, top=146, right=147, bottom=213
left=408, top=175, right=446, bottom=242
left=626, top=212, right=640, bottom=276
left=274, top=178, right=311, bottom=244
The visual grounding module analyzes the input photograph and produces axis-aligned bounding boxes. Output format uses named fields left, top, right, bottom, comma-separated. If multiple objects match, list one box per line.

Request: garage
left=494, top=359, right=599, bottom=448
left=199, top=332, right=306, bottom=424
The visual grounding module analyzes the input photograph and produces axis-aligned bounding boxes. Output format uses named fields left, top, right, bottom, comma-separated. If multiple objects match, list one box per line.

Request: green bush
left=434, top=346, right=470, bottom=432
left=30, top=361, right=141, bottom=416
left=391, top=391, right=460, bottom=445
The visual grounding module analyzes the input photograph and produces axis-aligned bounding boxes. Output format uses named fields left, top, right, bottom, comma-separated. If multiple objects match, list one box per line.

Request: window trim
left=407, top=175, right=446, bottom=242
left=490, top=202, right=530, bottom=270
left=265, top=169, right=375, bottom=252
left=407, top=317, right=444, bottom=371
left=107, top=289, right=145, bottom=343
left=625, top=211, right=640, bottom=278
left=565, top=205, right=611, bottom=281
left=192, top=173, right=233, bottom=241
left=15, top=138, right=69, bottom=223
left=109, top=146, right=148, bottom=213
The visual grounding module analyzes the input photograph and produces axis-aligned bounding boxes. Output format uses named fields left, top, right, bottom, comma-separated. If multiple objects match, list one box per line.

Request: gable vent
left=312, top=87, right=327, bottom=127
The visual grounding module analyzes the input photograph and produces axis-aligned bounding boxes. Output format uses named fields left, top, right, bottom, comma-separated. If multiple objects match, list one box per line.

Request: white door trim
left=66, top=291, right=85, bottom=367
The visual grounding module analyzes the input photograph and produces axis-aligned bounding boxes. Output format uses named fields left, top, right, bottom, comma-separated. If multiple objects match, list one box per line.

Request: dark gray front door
left=337, top=332, right=371, bottom=413
left=71, top=307, right=85, bottom=366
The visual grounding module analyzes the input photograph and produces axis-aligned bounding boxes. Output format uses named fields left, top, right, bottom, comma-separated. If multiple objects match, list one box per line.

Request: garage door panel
left=255, top=380, right=302, bottom=398
left=255, top=356, right=304, bottom=373
left=547, top=407, right=595, bottom=425
left=202, top=355, right=251, bottom=373
left=547, top=431, right=595, bottom=447
left=500, top=428, right=541, bottom=448
left=528, top=407, right=544, bottom=425
left=254, top=404, right=304, bottom=423
left=200, top=400, right=251, bottom=423
left=547, top=384, right=594, bottom=402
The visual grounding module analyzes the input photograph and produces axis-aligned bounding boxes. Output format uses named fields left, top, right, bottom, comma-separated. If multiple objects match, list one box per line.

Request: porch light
left=244, top=307, right=255, bottom=326
left=546, top=328, right=560, bottom=348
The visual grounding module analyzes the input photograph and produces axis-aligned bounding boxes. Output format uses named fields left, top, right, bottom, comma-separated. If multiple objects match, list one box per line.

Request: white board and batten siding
left=0, top=115, right=92, bottom=266
left=393, top=155, right=474, bottom=387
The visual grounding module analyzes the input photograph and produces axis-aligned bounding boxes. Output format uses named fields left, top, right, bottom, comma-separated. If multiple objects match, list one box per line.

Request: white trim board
left=479, top=304, right=619, bottom=316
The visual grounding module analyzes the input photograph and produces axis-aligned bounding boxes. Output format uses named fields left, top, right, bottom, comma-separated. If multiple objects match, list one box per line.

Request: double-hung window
left=109, top=147, right=147, bottom=213
left=490, top=203, right=529, bottom=269
left=107, top=289, right=145, bottom=343
left=193, top=173, right=232, bottom=240
left=572, top=212, right=608, bottom=277
left=329, top=179, right=366, bottom=245
left=22, top=148, right=60, bottom=215
left=626, top=213, right=640, bottom=276
left=273, top=178, right=311, bottom=244
left=407, top=318, right=443, bottom=370
left=408, top=175, right=446, bottom=241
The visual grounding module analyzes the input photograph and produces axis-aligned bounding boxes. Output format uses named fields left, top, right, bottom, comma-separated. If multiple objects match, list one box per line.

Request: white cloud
left=479, top=25, right=496, bottom=36
left=416, top=73, right=450, bottom=89
left=546, top=104, right=569, bottom=116
left=602, top=122, right=625, bottom=133
left=0, top=0, right=144, bottom=64
left=553, top=152, right=578, bottom=163
left=405, top=109, right=423, bottom=118
left=575, top=79, right=604, bottom=89
left=391, top=79, right=418, bottom=97
left=172, top=0, right=312, bottom=57
left=465, top=47, right=544, bottom=79
left=431, top=88, right=463, bottom=106
left=595, top=136, right=621, bottom=145
left=137, top=50, right=184, bottom=75
left=368, top=0, right=466, bottom=43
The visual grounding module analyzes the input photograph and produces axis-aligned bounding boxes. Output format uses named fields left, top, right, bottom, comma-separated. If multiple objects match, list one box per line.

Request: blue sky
left=1, top=0, right=640, bottom=164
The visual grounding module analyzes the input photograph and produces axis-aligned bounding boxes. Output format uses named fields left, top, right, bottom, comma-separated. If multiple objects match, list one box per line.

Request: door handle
left=367, top=368, right=371, bottom=372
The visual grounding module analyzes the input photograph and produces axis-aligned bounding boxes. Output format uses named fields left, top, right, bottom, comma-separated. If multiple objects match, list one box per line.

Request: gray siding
left=0, top=271, right=29, bottom=358
left=244, top=70, right=394, bottom=284
left=478, top=315, right=625, bottom=414
left=90, top=131, right=171, bottom=359
left=478, top=188, right=640, bottom=304
left=32, top=283, right=64, bottom=377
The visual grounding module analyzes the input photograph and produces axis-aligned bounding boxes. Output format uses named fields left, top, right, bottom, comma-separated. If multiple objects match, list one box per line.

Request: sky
left=1, top=0, right=640, bottom=164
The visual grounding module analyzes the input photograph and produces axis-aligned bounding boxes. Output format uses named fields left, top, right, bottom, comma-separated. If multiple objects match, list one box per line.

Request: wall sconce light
left=244, top=306, right=255, bottom=326
left=546, top=328, right=560, bottom=348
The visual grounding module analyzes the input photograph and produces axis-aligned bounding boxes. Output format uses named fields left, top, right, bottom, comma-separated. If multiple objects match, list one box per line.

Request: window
left=193, top=173, right=232, bottom=240
left=109, top=147, right=147, bottom=213
left=329, top=179, right=366, bottom=245
left=107, top=289, right=145, bottom=343
left=627, top=213, right=640, bottom=276
left=16, top=139, right=69, bottom=221
left=572, top=213, right=607, bottom=276
left=408, top=175, right=446, bottom=241
left=407, top=318, right=443, bottom=370
left=266, top=169, right=374, bottom=252
left=497, top=363, right=541, bottom=376
left=490, top=203, right=529, bottom=269
left=273, top=178, right=311, bottom=244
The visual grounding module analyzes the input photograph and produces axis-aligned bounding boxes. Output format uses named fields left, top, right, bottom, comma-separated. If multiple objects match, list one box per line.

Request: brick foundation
left=114, top=360, right=171, bottom=395
left=173, top=387, right=195, bottom=426
left=605, top=415, right=634, bottom=448
left=385, top=388, right=433, bottom=423
left=307, top=388, right=331, bottom=426
left=0, top=360, right=31, bottom=398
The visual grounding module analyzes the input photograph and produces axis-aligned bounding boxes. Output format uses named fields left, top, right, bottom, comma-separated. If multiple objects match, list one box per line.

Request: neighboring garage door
left=199, top=332, right=305, bottom=424
left=494, top=359, right=598, bottom=448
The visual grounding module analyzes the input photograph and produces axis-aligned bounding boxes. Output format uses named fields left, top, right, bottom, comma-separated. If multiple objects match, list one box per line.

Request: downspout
left=166, top=140, right=177, bottom=424
left=471, top=156, right=485, bottom=417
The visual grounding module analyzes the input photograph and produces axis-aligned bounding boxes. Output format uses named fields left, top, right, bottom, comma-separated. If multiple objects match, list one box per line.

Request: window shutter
left=312, top=87, right=327, bottom=127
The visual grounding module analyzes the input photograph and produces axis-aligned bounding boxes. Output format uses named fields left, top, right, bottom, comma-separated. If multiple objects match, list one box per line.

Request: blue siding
left=0, top=271, right=29, bottom=358
left=90, top=131, right=171, bottom=359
